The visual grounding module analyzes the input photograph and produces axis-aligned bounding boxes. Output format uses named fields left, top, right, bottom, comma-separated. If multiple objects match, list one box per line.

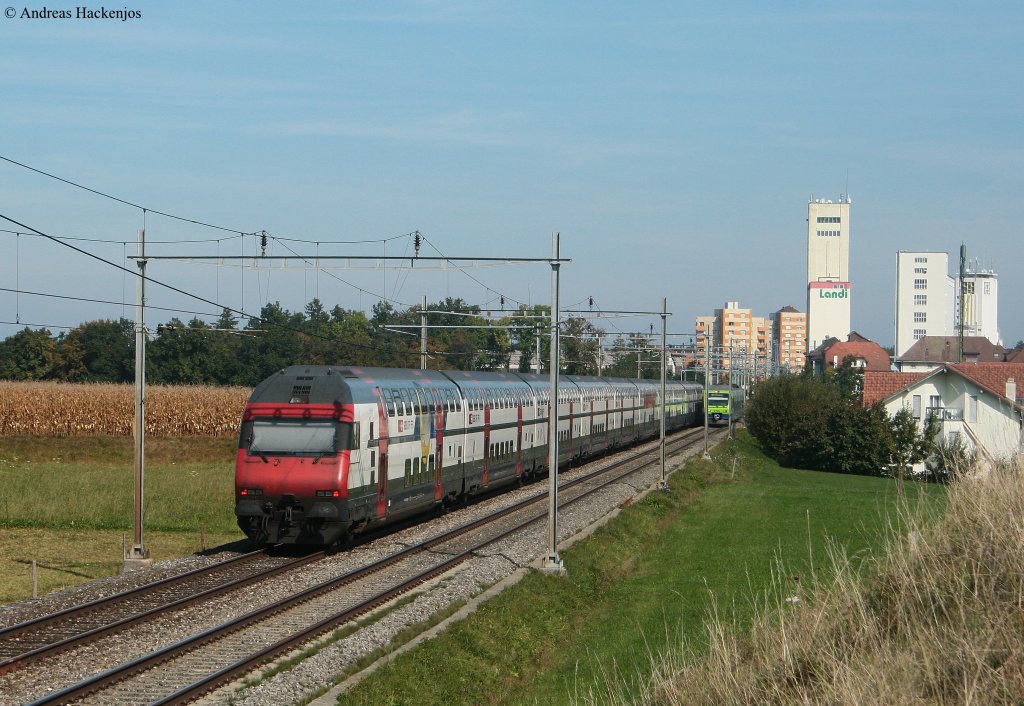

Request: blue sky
left=2, top=1, right=1022, bottom=348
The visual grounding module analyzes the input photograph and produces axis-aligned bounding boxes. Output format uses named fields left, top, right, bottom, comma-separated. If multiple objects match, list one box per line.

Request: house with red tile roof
left=807, top=332, right=892, bottom=375
left=862, top=372, right=927, bottom=408
left=869, top=362, right=1024, bottom=470
left=896, top=335, right=1007, bottom=373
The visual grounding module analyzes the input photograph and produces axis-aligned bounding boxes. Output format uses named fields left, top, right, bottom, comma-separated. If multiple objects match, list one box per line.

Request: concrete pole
left=420, top=294, right=428, bottom=370
left=125, top=229, right=151, bottom=570
left=659, top=297, right=667, bottom=488
left=542, top=232, right=565, bottom=574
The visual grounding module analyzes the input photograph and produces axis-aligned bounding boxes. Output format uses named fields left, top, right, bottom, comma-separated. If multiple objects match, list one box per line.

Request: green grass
left=335, top=434, right=944, bottom=706
left=0, top=436, right=245, bottom=604
left=0, top=436, right=239, bottom=532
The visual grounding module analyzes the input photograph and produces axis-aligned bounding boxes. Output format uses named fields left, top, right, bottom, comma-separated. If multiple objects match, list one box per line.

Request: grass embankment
left=649, top=459, right=1024, bottom=706
left=0, top=436, right=244, bottom=603
left=334, top=434, right=942, bottom=706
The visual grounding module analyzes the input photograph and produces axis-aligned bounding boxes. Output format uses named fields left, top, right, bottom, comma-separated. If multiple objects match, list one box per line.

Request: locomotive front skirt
left=236, top=366, right=704, bottom=546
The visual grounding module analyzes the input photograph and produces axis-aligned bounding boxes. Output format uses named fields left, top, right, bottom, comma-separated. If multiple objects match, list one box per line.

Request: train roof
left=247, top=365, right=704, bottom=407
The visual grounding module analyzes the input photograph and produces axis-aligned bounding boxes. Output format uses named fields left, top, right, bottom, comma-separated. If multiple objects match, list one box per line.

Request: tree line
left=744, top=359, right=941, bottom=488
left=0, top=298, right=666, bottom=387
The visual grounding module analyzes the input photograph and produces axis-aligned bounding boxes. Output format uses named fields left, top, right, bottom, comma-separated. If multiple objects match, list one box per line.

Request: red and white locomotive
left=235, top=366, right=703, bottom=546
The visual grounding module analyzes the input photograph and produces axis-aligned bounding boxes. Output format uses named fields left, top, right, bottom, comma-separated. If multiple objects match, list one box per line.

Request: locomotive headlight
left=240, top=488, right=263, bottom=496
left=315, top=490, right=341, bottom=498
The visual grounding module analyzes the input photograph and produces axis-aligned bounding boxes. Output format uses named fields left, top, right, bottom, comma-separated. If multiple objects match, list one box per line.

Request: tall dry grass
left=0, top=382, right=249, bottom=436
left=586, top=462, right=1024, bottom=706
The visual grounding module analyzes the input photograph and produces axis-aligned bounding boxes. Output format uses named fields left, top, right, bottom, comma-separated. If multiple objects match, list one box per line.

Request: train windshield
left=707, top=394, right=730, bottom=407
left=249, top=419, right=351, bottom=456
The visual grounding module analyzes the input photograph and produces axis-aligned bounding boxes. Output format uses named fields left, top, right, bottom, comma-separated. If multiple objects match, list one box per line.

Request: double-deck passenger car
left=236, top=366, right=704, bottom=546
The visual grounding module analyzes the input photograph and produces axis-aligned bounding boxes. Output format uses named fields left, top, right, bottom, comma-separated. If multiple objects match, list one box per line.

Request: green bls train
left=705, top=384, right=745, bottom=426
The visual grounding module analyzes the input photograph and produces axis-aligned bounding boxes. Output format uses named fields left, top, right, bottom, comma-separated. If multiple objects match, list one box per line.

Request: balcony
left=925, top=407, right=963, bottom=422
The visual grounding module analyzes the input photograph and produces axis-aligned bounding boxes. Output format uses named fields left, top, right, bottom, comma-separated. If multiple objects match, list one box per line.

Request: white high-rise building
left=894, top=251, right=955, bottom=358
left=958, top=265, right=1000, bottom=345
left=806, top=195, right=852, bottom=351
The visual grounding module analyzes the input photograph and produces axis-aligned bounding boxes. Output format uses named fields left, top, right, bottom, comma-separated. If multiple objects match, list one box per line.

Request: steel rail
left=0, top=549, right=322, bottom=675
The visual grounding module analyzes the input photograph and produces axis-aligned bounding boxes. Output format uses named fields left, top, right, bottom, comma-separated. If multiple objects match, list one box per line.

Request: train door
left=374, top=389, right=389, bottom=519
left=515, top=395, right=523, bottom=478
left=432, top=389, right=444, bottom=502
left=604, top=390, right=611, bottom=451
left=349, top=412, right=362, bottom=465
left=414, top=389, right=436, bottom=501
left=565, top=395, right=573, bottom=463
left=482, top=395, right=491, bottom=486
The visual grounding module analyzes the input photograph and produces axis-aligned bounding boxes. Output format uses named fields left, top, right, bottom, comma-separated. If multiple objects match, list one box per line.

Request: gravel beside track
left=0, top=430, right=723, bottom=706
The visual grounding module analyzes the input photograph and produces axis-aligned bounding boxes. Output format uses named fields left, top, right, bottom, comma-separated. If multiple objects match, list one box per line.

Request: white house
left=864, top=363, right=1024, bottom=470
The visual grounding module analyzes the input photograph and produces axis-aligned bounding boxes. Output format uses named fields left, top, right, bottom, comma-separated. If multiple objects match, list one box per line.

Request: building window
left=984, top=282, right=991, bottom=295
left=914, top=267, right=928, bottom=274
left=912, top=395, right=922, bottom=419
left=913, top=328, right=926, bottom=339
left=914, top=294, right=927, bottom=305
left=914, top=279, right=927, bottom=290
left=914, top=312, right=927, bottom=323
left=914, top=256, right=927, bottom=263
left=816, top=216, right=841, bottom=223
left=967, top=395, right=978, bottom=423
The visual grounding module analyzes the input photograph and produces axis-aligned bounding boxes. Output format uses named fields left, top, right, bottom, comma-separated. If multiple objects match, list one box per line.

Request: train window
left=250, top=419, right=337, bottom=457
left=428, top=455, right=434, bottom=476
left=370, top=450, right=376, bottom=468
left=369, top=468, right=375, bottom=486
left=369, top=421, right=374, bottom=440
left=350, top=422, right=360, bottom=449
left=413, top=457, right=420, bottom=482
left=382, top=389, right=395, bottom=417
left=404, top=458, right=412, bottom=487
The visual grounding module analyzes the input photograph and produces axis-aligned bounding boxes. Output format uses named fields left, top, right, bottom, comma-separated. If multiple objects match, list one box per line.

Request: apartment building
left=771, top=306, right=807, bottom=372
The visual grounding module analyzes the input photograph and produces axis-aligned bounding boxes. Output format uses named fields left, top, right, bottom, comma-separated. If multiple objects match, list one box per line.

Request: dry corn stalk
left=0, top=382, right=249, bottom=437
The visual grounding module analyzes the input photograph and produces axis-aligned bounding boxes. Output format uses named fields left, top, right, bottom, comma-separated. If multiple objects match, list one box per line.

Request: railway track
left=8, top=427, right=708, bottom=705
left=0, top=550, right=323, bottom=676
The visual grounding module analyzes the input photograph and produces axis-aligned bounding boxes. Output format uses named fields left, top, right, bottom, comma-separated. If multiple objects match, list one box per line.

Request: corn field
left=0, top=382, right=250, bottom=437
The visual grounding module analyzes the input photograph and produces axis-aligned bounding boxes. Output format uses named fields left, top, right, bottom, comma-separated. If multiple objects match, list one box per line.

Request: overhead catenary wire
left=0, top=154, right=254, bottom=236
left=0, top=213, right=494, bottom=360
left=0, top=156, right=551, bottom=352
left=0, top=227, right=247, bottom=245
left=271, top=236, right=414, bottom=310
left=419, top=232, right=528, bottom=311
left=0, top=155, right=538, bottom=318
left=0, top=286, right=224, bottom=321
